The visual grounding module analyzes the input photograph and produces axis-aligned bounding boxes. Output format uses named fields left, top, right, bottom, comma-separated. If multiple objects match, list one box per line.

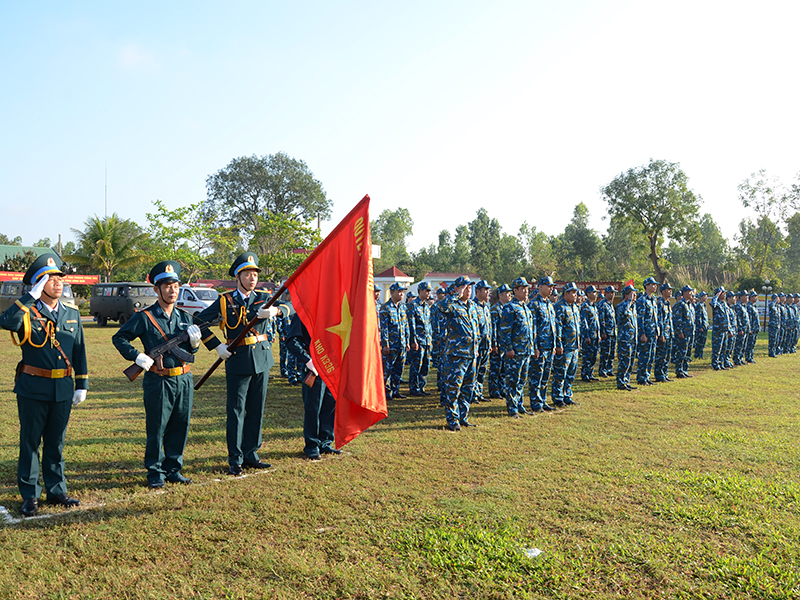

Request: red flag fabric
left=285, top=195, right=387, bottom=448
left=624, top=279, right=634, bottom=287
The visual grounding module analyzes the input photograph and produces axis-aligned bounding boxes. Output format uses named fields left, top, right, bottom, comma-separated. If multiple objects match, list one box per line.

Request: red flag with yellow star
left=285, top=195, right=387, bottom=447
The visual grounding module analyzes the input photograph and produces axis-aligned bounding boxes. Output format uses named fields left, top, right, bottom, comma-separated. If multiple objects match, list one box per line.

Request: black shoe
left=563, top=399, right=577, bottom=406
left=664, top=377, right=673, bottom=382
left=655, top=378, right=666, bottom=383
left=21, top=498, right=38, bottom=517
left=617, top=385, right=630, bottom=390
left=166, top=472, right=192, bottom=484
left=307, top=454, right=321, bottom=461
left=531, top=406, right=544, bottom=413
left=149, top=480, right=166, bottom=489
left=685, top=373, right=693, bottom=377
left=581, top=378, right=592, bottom=382
left=446, top=422, right=462, bottom=431
left=552, top=402, right=565, bottom=408
left=509, top=413, right=523, bottom=419
left=392, top=393, right=406, bottom=399
left=419, top=390, right=430, bottom=396
left=589, top=376, right=600, bottom=381
left=321, top=447, right=342, bottom=455
left=227, top=464, right=243, bottom=476
left=542, top=403, right=554, bottom=411
left=626, top=384, right=636, bottom=390
left=46, top=493, right=81, bottom=508
left=645, top=381, right=654, bottom=386
left=243, top=460, right=272, bottom=469
left=676, top=373, right=688, bottom=379
left=460, top=421, right=477, bottom=427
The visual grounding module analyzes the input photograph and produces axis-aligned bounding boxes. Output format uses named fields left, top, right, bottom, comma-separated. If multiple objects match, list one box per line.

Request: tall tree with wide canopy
left=67, top=214, right=149, bottom=282
left=602, top=159, right=701, bottom=283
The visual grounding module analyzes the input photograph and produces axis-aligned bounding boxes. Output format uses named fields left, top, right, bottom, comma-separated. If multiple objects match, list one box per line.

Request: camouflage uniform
left=745, top=293, right=759, bottom=363
left=407, top=293, right=432, bottom=395
left=654, top=291, right=673, bottom=382
left=768, top=296, right=781, bottom=357
left=276, top=312, right=289, bottom=377
left=733, top=295, right=750, bottom=366
left=693, top=296, right=710, bottom=359
left=471, top=283, right=493, bottom=401
left=779, top=296, right=790, bottom=354
left=552, top=286, right=580, bottom=406
left=579, top=291, right=600, bottom=381
left=431, top=294, right=449, bottom=399
left=615, top=291, right=638, bottom=389
left=528, top=287, right=556, bottom=410
left=723, top=299, right=737, bottom=368
left=596, top=292, right=617, bottom=377
left=498, top=282, right=535, bottom=416
left=635, top=284, right=660, bottom=384
left=488, top=292, right=507, bottom=399
left=671, top=291, right=695, bottom=377
left=709, top=291, right=730, bottom=369
left=380, top=294, right=410, bottom=398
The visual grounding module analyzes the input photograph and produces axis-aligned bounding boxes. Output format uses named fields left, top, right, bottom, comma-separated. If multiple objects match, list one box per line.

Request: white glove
left=257, top=305, right=279, bottom=320
left=135, top=353, right=155, bottom=371
left=305, top=359, right=318, bottom=376
left=29, top=274, right=49, bottom=300
left=187, top=324, right=202, bottom=348
left=216, top=344, right=232, bottom=360
left=72, top=389, right=87, bottom=407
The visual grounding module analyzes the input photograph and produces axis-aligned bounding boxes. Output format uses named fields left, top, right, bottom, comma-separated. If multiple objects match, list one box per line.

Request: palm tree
left=66, top=214, right=149, bottom=282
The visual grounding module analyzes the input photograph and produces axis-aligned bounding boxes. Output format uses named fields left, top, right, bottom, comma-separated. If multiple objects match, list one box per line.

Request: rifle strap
left=143, top=308, right=184, bottom=367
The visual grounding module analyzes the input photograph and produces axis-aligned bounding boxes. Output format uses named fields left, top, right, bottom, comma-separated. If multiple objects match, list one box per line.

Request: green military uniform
left=0, top=253, right=88, bottom=515
left=112, top=261, right=197, bottom=487
left=194, top=252, right=275, bottom=473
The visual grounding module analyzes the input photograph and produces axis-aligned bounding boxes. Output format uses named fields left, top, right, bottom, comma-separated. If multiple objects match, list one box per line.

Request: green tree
left=0, top=250, right=37, bottom=272
left=452, top=225, right=472, bottom=272
left=371, top=208, right=414, bottom=271
left=781, top=212, right=800, bottom=289
left=250, top=214, right=323, bottom=281
left=733, top=215, right=784, bottom=280
left=0, top=234, right=22, bottom=245
left=495, top=233, right=527, bottom=285
left=67, top=214, right=149, bottom=283
left=602, top=159, right=702, bottom=283
left=664, top=213, right=731, bottom=288
left=204, top=152, right=331, bottom=241
left=560, top=203, right=602, bottom=280
left=467, top=208, right=502, bottom=281
left=599, top=215, right=652, bottom=280
left=518, top=222, right=556, bottom=276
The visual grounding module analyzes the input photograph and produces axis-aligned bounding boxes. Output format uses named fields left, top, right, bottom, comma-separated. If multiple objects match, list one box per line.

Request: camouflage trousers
left=287, top=351, right=302, bottom=384
left=528, top=349, right=554, bottom=409
left=441, top=355, right=476, bottom=426
left=383, top=348, right=406, bottom=397
left=488, top=350, right=504, bottom=398
left=552, top=349, right=578, bottom=405
left=733, top=333, right=747, bottom=365
left=723, top=333, right=735, bottom=368
left=672, top=334, right=692, bottom=376
left=768, top=326, right=781, bottom=357
left=580, top=341, right=598, bottom=381
left=636, top=337, right=657, bottom=384
left=654, top=337, right=672, bottom=381
left=693, top=328, right=708, bottom=359
left=745, top=331, right=758, bottom=362
left=598, top=337, right=615, bottom=377
left=279, top=339, right=288, bottom=377
left=616, top=338, right=636, bottom=387
left=502, top=354, right=530, bottom=416
left=473, top=342, right=491, bottom=400
left=407, top=344, right=431, bottom=394
left=711, top=329, right=727, bottom=369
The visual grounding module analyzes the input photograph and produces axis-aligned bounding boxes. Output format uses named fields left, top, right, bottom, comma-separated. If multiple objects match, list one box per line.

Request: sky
left=2, top=1, right=799, bottom=255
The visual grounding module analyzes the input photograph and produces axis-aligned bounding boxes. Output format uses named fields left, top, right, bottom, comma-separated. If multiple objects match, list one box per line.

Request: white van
left=176, top=285, right=219, bottom=316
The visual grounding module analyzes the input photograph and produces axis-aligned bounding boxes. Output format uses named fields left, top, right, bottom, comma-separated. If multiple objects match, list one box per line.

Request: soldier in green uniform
left=113, top=261, right=202, bottom=488
left=0, top=253, right=88, bottom=517
left=194, top=253, right=278, bottom=475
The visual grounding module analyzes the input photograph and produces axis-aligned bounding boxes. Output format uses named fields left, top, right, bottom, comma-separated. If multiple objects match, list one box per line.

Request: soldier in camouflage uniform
left=596, top=286, right=617, bottom=378
left=671, top=285, right=695, bottom=378
left=528, top=276, right=556, bottom=412
left=732, top=291, right=750, bottom=366
left=636, top=277, right=660, bottom=385
left=790, top=294, right=800, bottom=353
left=498, top=277, right=536, bottom=418
left=407, top=282, right=433, bottom=396
left=654, top=282, right=674, bottom=382
left=552, top=282, right=581, bottom=407
left=723, top=292, right=739, bottom=368
left=431, top=287, right=448, bottom=401
left=767, top=293, right=781, bottom=357
left=745, top=290, right=759, bottom=363
left=488, top=284, right=511, bottom=399
left=471, top=280, right=493, bottom=403
left=693, top=292, right=709, bottom=359
left=380, top=283, right=410, bottom=399
left=709, top=287, right=731, bottom=369
left=579, top=285, right=600, bottom=382
left=616, top=284, right=638, bottom=390
left=439, top=276, right=480, bottom=430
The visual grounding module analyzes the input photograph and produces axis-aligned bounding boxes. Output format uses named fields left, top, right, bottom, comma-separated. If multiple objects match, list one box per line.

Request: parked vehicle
left=0, top=280, right=78, bottom=312
left=90, top=282, right=158, bottom=326
left=176, top=284, right=219, bottom=316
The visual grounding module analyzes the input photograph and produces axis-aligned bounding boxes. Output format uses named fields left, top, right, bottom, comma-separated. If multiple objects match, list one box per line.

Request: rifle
left=123, top=315, right=223, bottom=382
left=193, top=284, right=289, bottom=391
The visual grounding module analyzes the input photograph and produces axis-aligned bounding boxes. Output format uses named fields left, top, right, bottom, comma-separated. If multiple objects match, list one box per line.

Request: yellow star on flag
left=326, top=292, right=353, bottom=359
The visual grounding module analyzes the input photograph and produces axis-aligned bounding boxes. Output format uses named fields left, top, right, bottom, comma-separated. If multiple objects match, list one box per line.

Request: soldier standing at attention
left=488, top=284, right=511, bottom=400
left=528, top=276, right=556, bottom=412
left=407, top=282, right=433, bottom=397
left=636, top=277, right=660, bottom=385
left=380, top=283, right=410, bottom=399
left=615, top=284, right=638, bottom=390
left=596, top=286, right=617, bottom=378
left=551, top=282, right=581, bottom=407
left=767, top=293, right=780, bottom=357
left=654, top=282, right=674, bottom=382
left=672, top=285, right=695, bottom=378
left=429, top=287, right=445, bottom=373
left=113, top=261, right=202, bottom=488
left=780, top=293, right=790, bottom=354
left=732, top=291, right=750, bottom=366
left=439, top=277, right=480, bottom=430
left=0, top=254, right=88, bottom=517
left=709, top=287, right=730, bottom=369
left=723, top=291, right=739, bottom=368
left=745, top=290, right=759, bottom=363
left=471, top=280, right=493, bottom=403
left=499, top=277, right=536, bottom=418
left=579, top=285, right=600, bottom=382
left=693, top=292, right=709, bottom=359
left=193, top=253, right=279, bottom=475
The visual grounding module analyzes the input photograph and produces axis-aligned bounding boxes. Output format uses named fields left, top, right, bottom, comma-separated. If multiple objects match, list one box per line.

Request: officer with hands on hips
left=0, top=253, right=88, bottom=517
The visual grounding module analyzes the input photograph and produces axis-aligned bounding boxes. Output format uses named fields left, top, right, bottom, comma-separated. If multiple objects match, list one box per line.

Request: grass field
left=0, top=325, right=798, bottom=599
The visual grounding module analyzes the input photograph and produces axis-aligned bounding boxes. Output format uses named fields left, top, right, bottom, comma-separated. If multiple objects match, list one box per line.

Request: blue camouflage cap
left=680, top=284, right=694, bottom=293
left=436, top=287, right=446, bottom=294
left=713, top=286, right=725, bottom=295
left=643, top=276, right=658, bottom=286
left=389, top=282, right=406, bottom=291
left=453, top=276, right=475, bottom=287
left=779, top=292, right=786, bottom=297
left=697, top=291, right=707, bottom=298
left=373, top=284, right=380, bottom=292
left=604, top=286, right=617, bottom=293
left=584, top=285, right=597, bottom=293
left=562, top=282, right=578, bottom=293
left=771, top=293, right=778, bottom=299
left=538, top=275, right=554, bottom=286
left=660, top=282, right=672, bottom=291
left=475, top=279, right=491, bottom=290
left=511, top=276, right=531, bottom=288
left=417, top=281, right=431, bottom=291
left=737, top=290, right=747, bottom=296
left=622, top=284, right=636, bottom=295
left=749, top=290, right=757, bottom=297
left=496, top=283, right=511, bottom=293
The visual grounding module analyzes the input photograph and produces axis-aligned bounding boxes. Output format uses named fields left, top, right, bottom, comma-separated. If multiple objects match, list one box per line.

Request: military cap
left=453, top=276, right=475, bottom=287
left=374, top=284, right=380, bottom=292
left=577, top=290, right=585, bottom=297
left=389, top=282, right=406, bottom=291
left=417, top=281, right=431, bottom=291
left=406, top=291, right=415, bottom=298
left=622, top=284, right=636, bottom=295
left=680, top=284, right=694, bottom=294
left=229, top=252, right=261, bottom=277
left=737, top=290, right=747, bottom=296
left=496, top=284, right=511, bottom=293
left=446, top=283, right=456, bottom=293
left=511, top=276, right=531, bottom=288
left=149, top=260, right=181, bottom=285
left=584, top=285, right=597, bottom=293
left=538, top=275, right=555, bottom=286
left=643, top=276, right=658, bottom=286
left=779, top=292, right=786, bottom=297
left=23, top=252, right=65, bottom=285
left=713, top=286, right=725, bottom=295
left=562, top=282, right=578, bottom=293
left=436, top=287, right=446, bottom=295
left=697, top=291, right=707, bottom=298
left=660, top=282, right=672, bottom=291
left=475, top=279, right=491, bottom=290
left=604, top=286, right=617, bottom=293
left=771, top=293, right=778, bottom=300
